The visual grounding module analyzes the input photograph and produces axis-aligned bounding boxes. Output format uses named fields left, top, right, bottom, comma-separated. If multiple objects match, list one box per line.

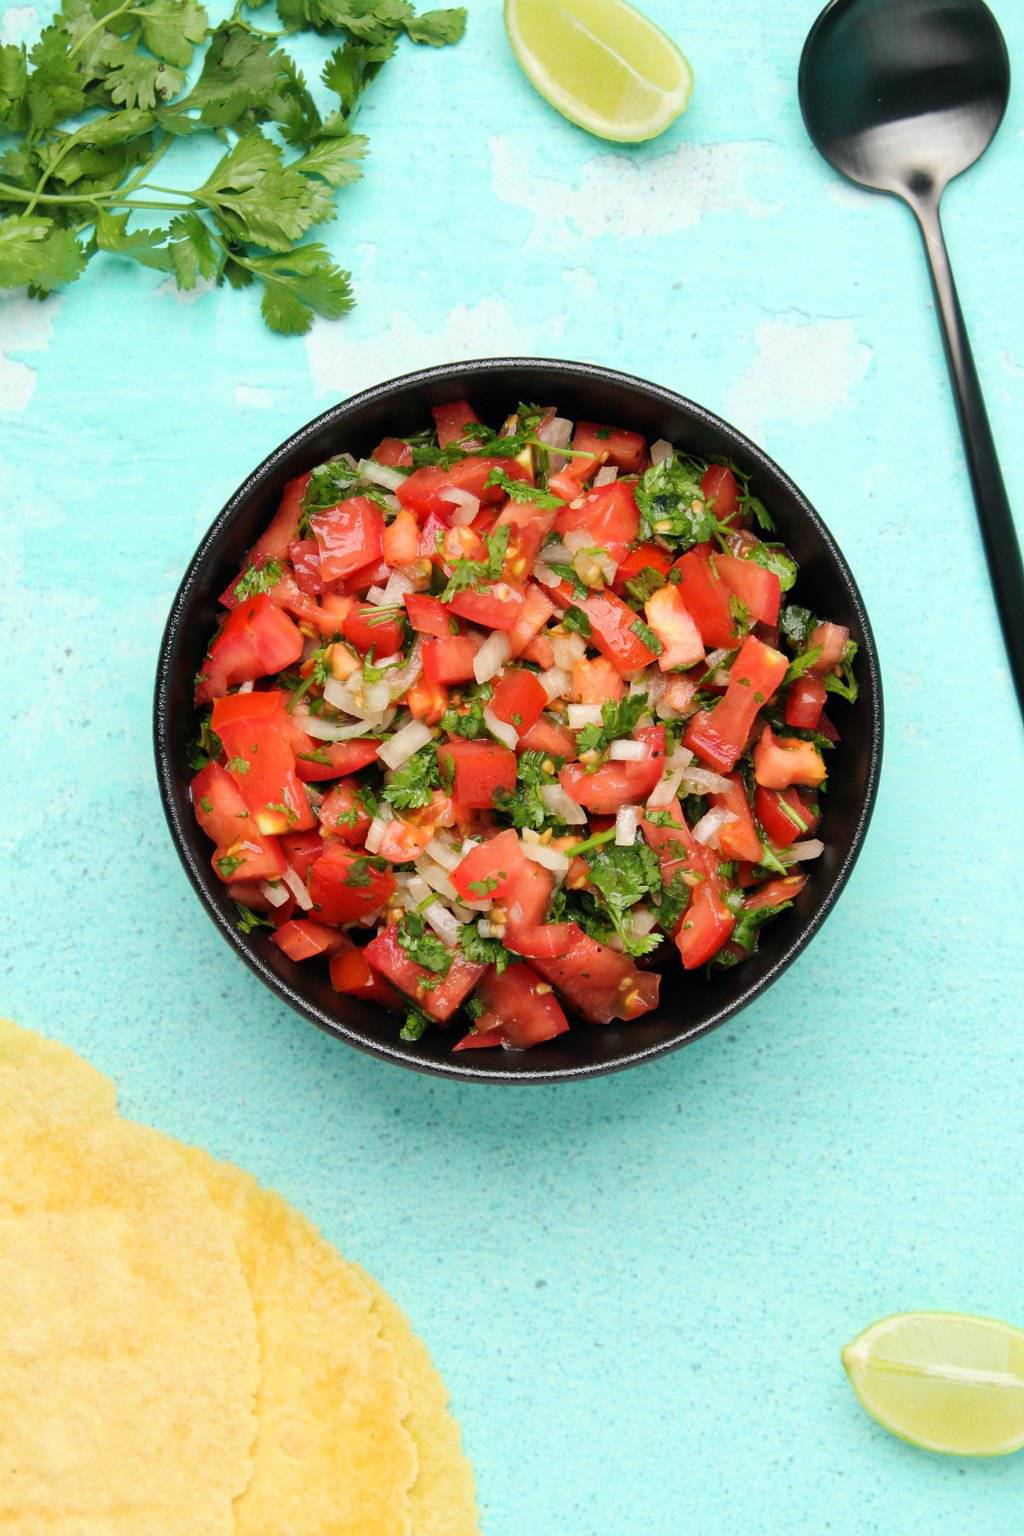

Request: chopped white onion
left=280, top=867, right=313, bottom=911
left=532, top=563, right=559, bottom=588
left=477, top=919, right=503, bottom=939
left=539, top=783, right=587, bottom=825
left=407, top=875, right=433, bottom=907
left=360, top=680, right=393, bottom=715
left=384, top=641, right=422, bottom=700
left=615, top=806, right=639, bottom=846
left=423, top=903, right=461, bottom=946
left=237, top=680, right=254, bottom=694
left=630, top=905, right=658, bottom=937
left=666, top=745, right=695, bottom=772
left=377, top=568, right=414, bottom=606
left=460, top=839, right=481, bottom=858
left=299, top=711, right=389, bottom=742
left=540, top=541, right=571, bottom=565
left=438, top=487, right=481, bottom=525
left=483, top=706, right=517, bottom=750
left=537, top=415, right=573, bottom=473
left=323, top=674, right=391, bottom=720
left=692, top=807, right=738, bottom=849
left=474, top=630, right=510, bottom=684
left=573, top=546, right=617, bottom=587
left=681, top=766, right=732, bottom=795
left=593, top=465, right=619, bottom=486
left=414, top=857, right=459, bottom=900
left=551, top=632, right=587, bottom=673
left=522, top=841, right=571, bottom=874
left=788, top=839, right=825, bottom=862
left=364, top=585, right=389, bottom=605
left=357, top=458, right=406, bottom=492
left=539, top=666, right=571, bottom=701
left=608, top=739, right=647, bottom=762
left=568, top=703, right=604, bottom=729
left=424, top=837, right=460, bottom=872
left=633, top=670, right=665, bottom=700
left=364, top=816, right=391, bottom=854
left=378, top=719, right=434, bottom=770
left=259, top=880, right=289, bottom=908
left=336, top=451, right=359, bottom=470
left=646, top=768, right=685, bottom=809
left=650, top=439, right=674, bottom=465
left=562, top=529, right=593, bottom=554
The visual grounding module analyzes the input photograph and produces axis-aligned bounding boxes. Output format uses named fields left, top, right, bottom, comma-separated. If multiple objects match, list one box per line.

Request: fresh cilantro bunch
left=0, top=0, right=466, bottom=332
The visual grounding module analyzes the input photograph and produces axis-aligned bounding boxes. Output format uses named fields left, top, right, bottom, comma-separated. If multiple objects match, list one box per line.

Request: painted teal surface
left=2, top=0, right=1024, bottom=1529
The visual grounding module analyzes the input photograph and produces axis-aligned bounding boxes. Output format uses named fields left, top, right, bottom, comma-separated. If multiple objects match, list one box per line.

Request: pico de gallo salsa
left=189, top=401, right=858, bottom=1050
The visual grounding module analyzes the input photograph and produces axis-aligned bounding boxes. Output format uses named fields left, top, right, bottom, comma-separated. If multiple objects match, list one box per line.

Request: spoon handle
left=911, top=194, right=1024, bottom=723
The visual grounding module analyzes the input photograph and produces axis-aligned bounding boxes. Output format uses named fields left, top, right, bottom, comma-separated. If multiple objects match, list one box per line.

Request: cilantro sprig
left=575, top=693, right=650, bottom=756
left=0, top=3, right=466, bottom=332
left=439, top=524, right=511, bottom=602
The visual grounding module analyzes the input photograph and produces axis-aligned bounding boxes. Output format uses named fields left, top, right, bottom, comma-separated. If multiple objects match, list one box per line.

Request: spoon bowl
left=800, top=0, right=1009, bottom=198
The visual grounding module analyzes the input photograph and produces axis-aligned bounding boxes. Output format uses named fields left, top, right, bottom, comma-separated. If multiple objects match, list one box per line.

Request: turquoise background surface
left=3, top=0, right=1024, bottom=1529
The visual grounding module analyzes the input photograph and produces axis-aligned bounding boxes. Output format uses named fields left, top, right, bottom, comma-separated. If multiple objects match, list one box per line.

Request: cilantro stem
left=119, top=135, right=176, bottom=196
left=67, top=0, right=134, bottom=58
left=0, top=180, right=194, bottom=211
left=563, top=827, right=617, bottom=859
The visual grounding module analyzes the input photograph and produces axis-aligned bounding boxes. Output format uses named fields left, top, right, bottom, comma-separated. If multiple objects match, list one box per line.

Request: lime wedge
left=843, top=1312, right=1024, bottom=1456
left=504, top=0, right=693, bottom=144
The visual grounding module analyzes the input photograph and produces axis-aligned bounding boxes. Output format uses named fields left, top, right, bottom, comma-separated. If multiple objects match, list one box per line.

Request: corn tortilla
left=0, top=1113, right=259, bottom=1534
left=358, top=1269, right=481, bottom=1536
left=178, top=1145, right=418, bottom=1536
left=0, top=1016, right=116, bottom=1127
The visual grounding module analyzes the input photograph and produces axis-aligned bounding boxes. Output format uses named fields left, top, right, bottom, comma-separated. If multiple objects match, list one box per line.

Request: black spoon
left=799, top=0, right=1024, bottom=722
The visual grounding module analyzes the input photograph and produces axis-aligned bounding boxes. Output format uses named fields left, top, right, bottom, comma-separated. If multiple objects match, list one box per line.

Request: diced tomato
left=571, top=655, right=623, bottom=704
left=547, top=450, right=606, bottom=501
left=612, top=543, right=673, bottom=598
left=451, top=828, right=523, bottom=904
left=549, top=582, right=659, bottom=676
left=340, top=558, right=389, bottom=596
left=308, top=845, right=396, bottom=926
left=438, top=740, right=517, bottom=809
left=382, top=508, right=419, bottom=566
left=272, top=919, right=351, bottom=962
left=683, top=636, right=789, bottom=773
left=452, top=1027, right=505, bottom=1050
left=674, top=869, right=735, bottom=969
left=364, top=925, right=485, bottom=1021
left=310, top=496, right=385, bottom=584
left=328, top=944, right=404, bottom=1009
left=192, top=762, right=251, bottom=848
left=554, top=481, right=640, bottom=565
left=753, top=726, right=827, bottom=789
left=404, top=592, right=457, bottom=639
left=280, top=829, right=323, bottom=883
left=316, top=591, right=355, bottom=633
left=505, top=921, right=583, bottom=959
left=809, top=621, right=850, bottom=675
left=432, top=399, right=480, bottom=446
left=644, top=583, right=705, bottom=670
left=448, top=581, right=524, bottom=632
left=489, top=668, right=547, bottom=736
left=405, top=679, right=448, bottom=725
left=212, top=692, right=315, bottom=835
left=712, top=773, right=762, bottom=863
left=560, top=725, right=665, bottom=812
left=419, top=511, right=449, bottom=561
left=422, top=635, right=479, bottom=686
left=715, top=553, right=781, bottom=627
left=700, top=465, right=739, bottom=520
left=397, top=457, right=530, bottom=519
left=318, top=780, right=371, bottom=845
left=573, top=420, right=648, bottom=474
left=754, top=785, right=818, bottom=848
left=284, top=541, right=320, bottom=598
left=521, top=634, right=555, bottom=668
left=343, top=602, right=405, bottom=658
left=662, top=674, right=698, bottom=714
left=531, top=930, right=660, bottom=1024
left=249, top=472, right=310, bottom=563
left=517, top=715, right=578, bottom=762
left=508, top=582, right=555, bottom=657
left=212, top=834, right=285, bottom=885
left=371, top=436, right=413, bottom=468
left=376, top=819, right=436, bottom=864
left=455, top=961, right=570, bottom=1050
left=785, top=675, right=827, bottom=730
left=640, top=798, right=702, bottom=884
left=196, top=593, right=304, bottom=704
left=671, top=545, right=739, bottom=649
left=294, top=738, right=381, bottom=783
left=495, top=502, right=558, bottom=581
left=744, top=874, right=807, bottom=912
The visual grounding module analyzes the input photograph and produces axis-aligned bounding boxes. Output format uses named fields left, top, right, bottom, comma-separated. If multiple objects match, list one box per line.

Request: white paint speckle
left=0, top=292, right=61, bottom=414
left=1, top=5, right=37, bottom=42
left=490, top=134, right=782, bottom=250
left=305, top=297, right=566, bottom=399
left=562, top=267, right=599, bottom=296
left=156, top=274, right=217, bottom=305
left=725, top=316, right=873, bottom=444
left=234, top=383, right=274, bottom=409
left=827, top=179, right=878, bottom=210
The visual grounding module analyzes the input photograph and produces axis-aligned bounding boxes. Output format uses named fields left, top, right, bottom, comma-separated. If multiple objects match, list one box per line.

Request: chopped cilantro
left=492, top=750, right=557, bottom=832
left=824, top=639, right=859, bottom=704
left=217, top=853, right=244, bottom=878
left=400, top=1004, right=433, bottom=1042
left=468, top=873, right=503, bottom=897
left=439, top=682, right=493, bottom=741
left=226, top=755, right=250, bottom=775
left=631, top=617, right=663, bottom=655
left=780, top=603, right=816, bottom=651
left=634, top=454, right=720, bottom=550
left=382, top=744, right=440, bottom=811
left=575, top=693, right=650, bottom=755
left=439, top=524, right=511, bottom=602
left=459, top=921, right=513, bottom=973
left=397, top=911, right=452, bottom=974
left=298, top=746, right=332, bottom=765
left=784, top=647, right=823, bottom=685
left=748, top=542, right=798, bottom=591
left=563, top=605, right=591, bottom=637
left=236, top=903, right=273, bottom=934
left=483, top=467, right=562, bottom=509
left=198, top=795, right=214, bottom=814
left=624, top=565, right=668, bottom=605
left=584, top=840, right=665, bottom=955
left=187, top=715, right=222, bottom=772
left=231, top=560, right=283, bottom=602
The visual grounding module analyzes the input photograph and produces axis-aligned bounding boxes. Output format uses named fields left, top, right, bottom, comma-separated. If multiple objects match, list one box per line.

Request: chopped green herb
left=631, top=617, right=663, bottom=655
left=634, top=454, right=720, bottom=550
left=400, top=1004, right=432, bottom=1042
left=232, top=560, right=283, bottom=601
left=217, top=853, right=244, bottom=878
left=459, top=921, right=513, bottom=973
left=236, top=902, right=273, bottom=934
left=780, top=603, right=816, bottom=651
left=824, top=639, right=859, bottom=704
left=624, top=565, right=668, bottom=605
left=382, top=744, right=440, bottom=811
left=397, top=911, right=452, bottom=974
left=439, top=524, right=511, bottom=602
left=187, top=715, right=222, bottom=771
left=483, top=467, right=562, bottom=509
left=575, top=693, right=650, bottom=756
left=226, top=755, right=250, bottom=774
left=748, top=542, right=798, bottom=591
left=784, top=647, right=823, bottom=685
left=562, top=605, right=591, bottom=638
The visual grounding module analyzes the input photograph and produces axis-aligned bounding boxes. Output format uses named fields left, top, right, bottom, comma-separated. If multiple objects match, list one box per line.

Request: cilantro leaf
left=167, top=210, right=221, bottom=289
left=483, top=467, right=561, bottom=510
left=631, top=617, right=663, bottom=655
left=397, top=911, right=452, bottom=974
left=400, top=1003, right=432, bottom=1041
left=197, top=132, right=333, bottom=252
left=779, top=603, right=815, bottom=651
left=562, top=605, right=591, bottom=638
left=624, top=564, right=668, bottom=605
left=492, top=750, right=557, bottom=831
left=247, top=244, right=354, bottom=335
left=136, top=0, right=208, bottom=69
left=439, top=682, right=492, bottom=740
left=232, top=559, right=283, bottom=600
left=0, top=215, right=84, bottom=292
left=236, top=902, right=274, bottom=933
left=585, top=841, right=665, bottom=954
left=0, top=44, right=28, bottom=132
left=103, top=49, right=184, bottom=109
left=575, top=693, right=649, bottom=756
left=162, top=24, right=281, bottom=130
left=459, top=921, right=514, bottom=973
left=292, top=132, right=367, bottom=186
left=94, top=209, right=172, bottom=272
left=439, top=524, right=511, bottom=602
left=382, top=744, right=440, bottom=811
left=748, top=542, right=798, bottom=592
left=783, top=647, right=823, bottom=686
left=321, top=37, right=397, bottom=115
left=404, top=7, right=466, bottom=44
left=634, top=453, right=719, bottom=550
left=824, top=639, right=859, bottom=704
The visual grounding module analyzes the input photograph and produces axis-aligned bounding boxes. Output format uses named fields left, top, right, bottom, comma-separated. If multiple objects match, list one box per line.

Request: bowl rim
left=154, top=355, right=884, bottom=1083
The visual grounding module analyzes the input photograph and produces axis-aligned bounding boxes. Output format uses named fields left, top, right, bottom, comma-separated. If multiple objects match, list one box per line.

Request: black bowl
left=155, top=358, right=883, bottom=1082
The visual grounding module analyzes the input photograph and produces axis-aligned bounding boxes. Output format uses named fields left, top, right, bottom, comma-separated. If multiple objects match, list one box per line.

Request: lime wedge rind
left=505, top=0, right=693, bottom=145
left=843, top=1311, right=1024, bottom=1458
